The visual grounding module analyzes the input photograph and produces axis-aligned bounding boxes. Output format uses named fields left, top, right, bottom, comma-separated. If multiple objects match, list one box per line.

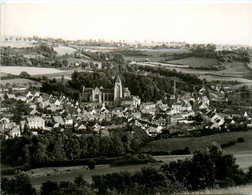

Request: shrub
left=221, top=141, right=235, bottom=148
left=170, top=147, right=190, bottom=155
left=237, top=137, right=245, bottom=143
left=87, top=159, right=96, bottom=170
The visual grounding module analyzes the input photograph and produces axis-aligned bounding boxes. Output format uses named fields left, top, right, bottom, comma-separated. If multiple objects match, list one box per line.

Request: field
left=0, top=66, right=66, bottom=76
left=154, top=61, right=252, bottom=84
left=1, top=78, right=40, bottom=86
left=53, top=46, right=77, bottom=56
left=166, top=57, right=218, bottom=68
left=124, top=48, right=190, bottom=61
left=28, top=163, right=161, bottom=191
left=139, top=131, right=252, bottom=155
left=0, top=41, right=35, bottom=48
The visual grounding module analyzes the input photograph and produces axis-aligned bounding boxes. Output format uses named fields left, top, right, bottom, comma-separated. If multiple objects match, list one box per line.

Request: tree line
left=1, top=127, right=148, bottom=168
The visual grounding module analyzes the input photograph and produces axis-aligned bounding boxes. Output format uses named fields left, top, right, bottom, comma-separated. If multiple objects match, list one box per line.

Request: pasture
left=53, top=46, right=77, bottom=56
left=0, top=66, right=66, bottom=76
left=166, top=57, right=218, bottom=67
left=139, top=130, right=252, bottom=155
left=0, top=41, right=35, bottom=48
left=124, top=48, right=190, bottom=61
left=0, top=78, right=40, bottom=86
left=28, top=163, right=161, bottom=191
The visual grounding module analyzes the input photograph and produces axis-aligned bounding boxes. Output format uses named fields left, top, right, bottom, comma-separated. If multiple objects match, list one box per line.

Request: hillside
left=139, top=130, right=252, bottom=154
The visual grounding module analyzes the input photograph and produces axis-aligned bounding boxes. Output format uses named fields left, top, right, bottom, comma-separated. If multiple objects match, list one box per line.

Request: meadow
left=124, top=48, right=190, bottom=61
left=0, top=78, right=40, bottom=86
left=139, top=130, right=252, bottom=155
left=28, top=163, right=161, bottom=191
left=166, top=57, right=219, bottom=68
left=0, top=66, right=66, bottom=76
left=53, top=46, right=77, bottom=56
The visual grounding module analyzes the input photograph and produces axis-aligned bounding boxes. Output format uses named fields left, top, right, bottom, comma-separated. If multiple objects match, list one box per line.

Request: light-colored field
left=53, top=46, right=76, bottom=56
left=139, top=131, right=252, bottom=155
left=183, top=184, right=252, bottom=195
left=0, top=41, right=35, bottom=48
left=0, top=66, right=66, bottom=76
left=23, top=54, right=45, bottom=59
left=0, top=78, right=40, bottom=86
left=167, top=57, right=218, bottom=67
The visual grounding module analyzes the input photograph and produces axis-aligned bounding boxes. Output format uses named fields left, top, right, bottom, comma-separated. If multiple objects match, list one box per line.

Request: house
left=0, top=117, right=11, bottom=132
left=52, top=116, right=65, bottom=126
left=26, top=117, right=45, bottom=130
left=170, top=115, right=184, bottom=125
left=26, top=91, right=33, bottom=98
left=8, top=126, right=21, bottom=138
left=6, top=94, right=16, bottom=100
left=140, top=102, right=156, bottom=110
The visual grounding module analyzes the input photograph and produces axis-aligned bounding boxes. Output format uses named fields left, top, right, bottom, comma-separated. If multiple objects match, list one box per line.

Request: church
left=79, top=76, right=141, bottom=107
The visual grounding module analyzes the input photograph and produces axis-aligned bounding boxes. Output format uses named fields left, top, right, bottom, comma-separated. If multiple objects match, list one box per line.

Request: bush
left=221, top=141, right=235, bottom=148
left=87, top=159, right=96, bottom=170
left=170, top=147, right=190, bottom=155
left=237, top=137, right=245, bottom=143
left=111, top=154, right=156, bottom=166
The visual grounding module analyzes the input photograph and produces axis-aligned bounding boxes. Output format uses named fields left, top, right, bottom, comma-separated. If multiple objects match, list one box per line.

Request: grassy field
left=124, top=48, right=190, bottom=61
left=0, top=41, right=35, bottom=48
left=1, top=66, right=66, bottom=76
left=53, top=46, right=77, bottom=56
left=166, top=57, right=218, bottom=68
left=155, top=61, right=252, bottom=84
left=28, top=163, right=161, bottom=191
left=0, top=78, right=40, bottom=86
left=182, top=184, right=252, bottom=195
left=139, top=131, right=252, bottom=154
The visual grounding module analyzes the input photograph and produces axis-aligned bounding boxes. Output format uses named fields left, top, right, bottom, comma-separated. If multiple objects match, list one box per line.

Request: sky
left=1, top=1, right=252, bottom=45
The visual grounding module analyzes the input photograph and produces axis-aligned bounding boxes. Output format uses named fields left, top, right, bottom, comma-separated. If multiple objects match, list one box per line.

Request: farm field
left=0, top=78, right=40, bottom=86
left=53, top=46, right=77, bottom=56
left=28, top=163, right=161, bottom=191
left=166, top=57, right=218, bottom=67
left=0, top=41, right=35, bottom=48
left=154, top=61, right=252, bottom=84
left=139, top=130, right=252, bottom=155
left=0, top=66, right=66, bottom=76
left=124, top=48, right=190, bottom=61
left=27, top=152, right=252, bottom=191
left=153, top=153, right=252, bottom=171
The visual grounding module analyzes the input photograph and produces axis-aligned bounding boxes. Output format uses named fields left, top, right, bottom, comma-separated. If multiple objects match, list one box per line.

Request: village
left=1, top=73, right=251, bottom=140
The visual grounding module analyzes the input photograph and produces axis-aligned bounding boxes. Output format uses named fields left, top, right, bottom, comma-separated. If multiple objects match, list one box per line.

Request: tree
left=19, top=71, right=31, bottom=79
left=1, top=173, right=36, bottom=195
left=41, top=181, right=59, bottom=195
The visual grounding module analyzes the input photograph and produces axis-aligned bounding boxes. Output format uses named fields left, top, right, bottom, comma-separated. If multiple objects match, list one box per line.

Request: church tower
left=114, top=76, right=123, bottom=106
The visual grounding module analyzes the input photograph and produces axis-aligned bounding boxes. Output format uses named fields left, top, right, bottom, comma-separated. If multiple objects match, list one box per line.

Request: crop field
left=0, top=78, right=40, bottom=86
left=154, top=61, right=252, bottom=84
left=124, top=48, right=190, bottom=61
left=0, top=66, right=66, bottom=76
left=139, top=131, right=252, bottom=155
left=0, top=41, right=35, bottom=48
left=23, top=54, right=45, bottom=59
left=53, top=46, right=77, bottom=56
left=166, top=57, right=218, bottom=67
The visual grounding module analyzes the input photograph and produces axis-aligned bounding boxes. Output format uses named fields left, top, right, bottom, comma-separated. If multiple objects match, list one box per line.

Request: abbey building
left=79, top=76, right=141, bottom=107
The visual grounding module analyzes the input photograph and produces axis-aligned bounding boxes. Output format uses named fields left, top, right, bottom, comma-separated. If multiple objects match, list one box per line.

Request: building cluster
left=1, top=78, right=252, bottom=139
